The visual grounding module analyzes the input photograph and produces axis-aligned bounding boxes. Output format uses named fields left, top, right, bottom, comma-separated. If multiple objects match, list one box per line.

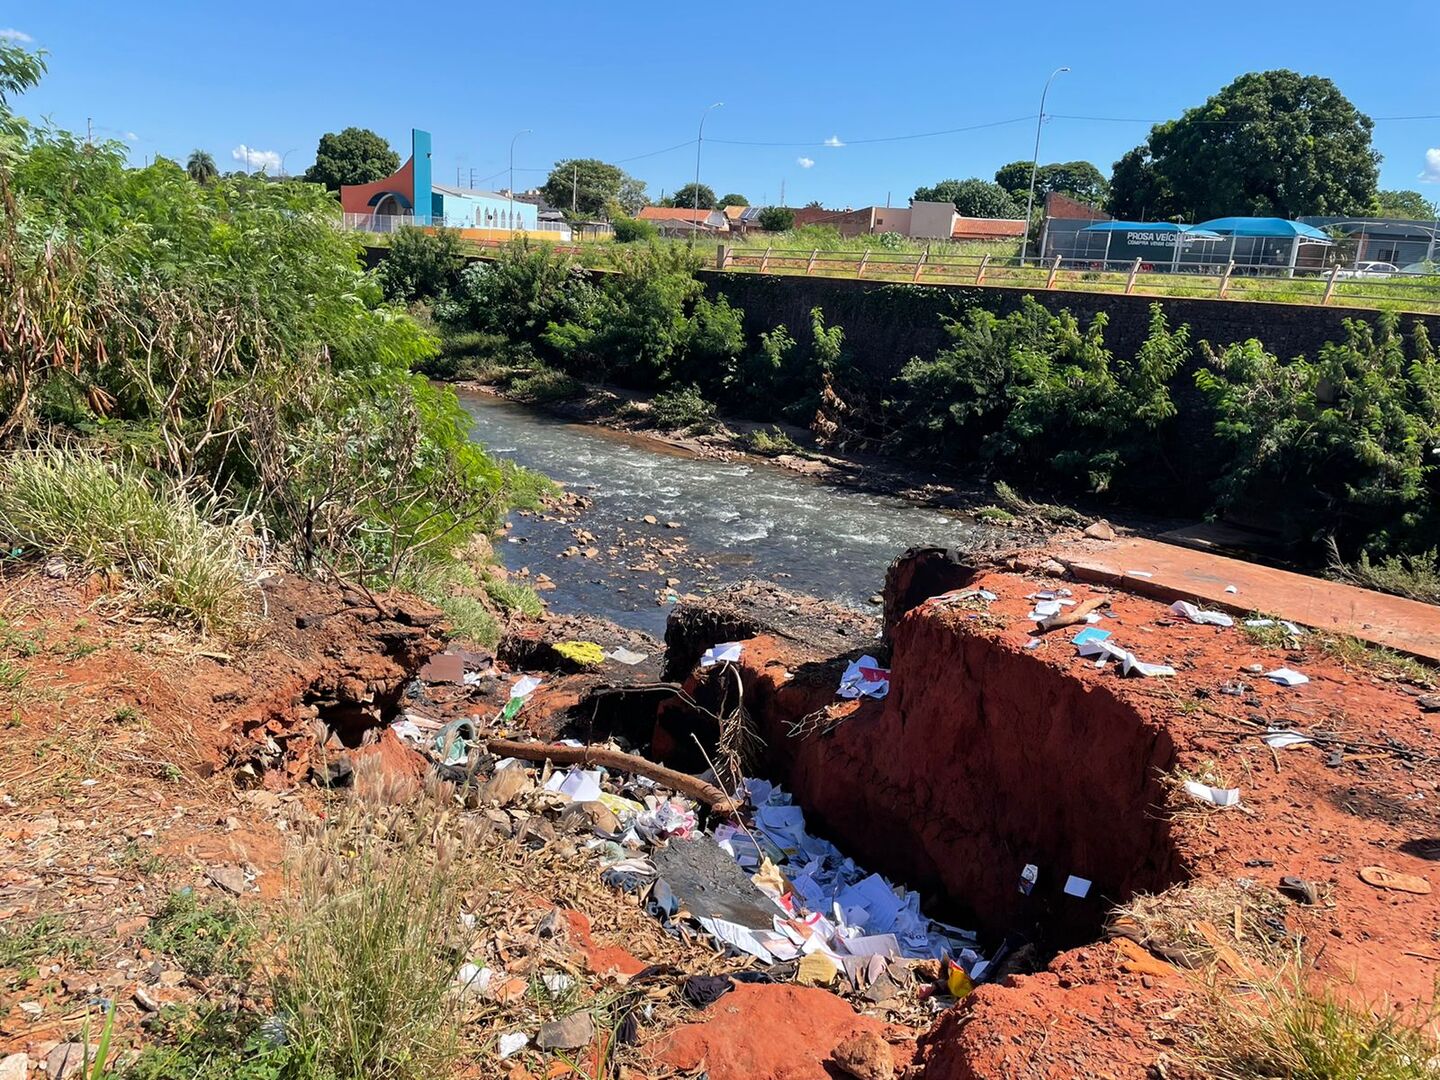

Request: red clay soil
left=656, top=983, right=916, bottom=1080
left=664, top=566, right=1440, bottom=1078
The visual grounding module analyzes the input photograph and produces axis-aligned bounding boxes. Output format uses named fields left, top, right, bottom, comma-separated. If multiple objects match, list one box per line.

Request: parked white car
left=1334, top=261, right=1399, bottom=279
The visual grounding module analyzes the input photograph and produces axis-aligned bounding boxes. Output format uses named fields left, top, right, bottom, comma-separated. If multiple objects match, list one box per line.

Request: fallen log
left=485, top=738, right=741, bottom=815
left=1036, top=596, right=1110, bottom=633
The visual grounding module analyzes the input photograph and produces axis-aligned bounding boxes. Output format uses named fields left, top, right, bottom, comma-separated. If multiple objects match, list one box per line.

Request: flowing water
left=460, top=392, right=984, bottom=637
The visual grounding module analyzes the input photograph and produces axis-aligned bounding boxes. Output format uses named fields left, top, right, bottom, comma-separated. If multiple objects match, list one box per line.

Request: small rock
left=17, top=1002, right=42, bottom=1018
left=665, top=521, right=681, bottom=529
left=831, top=1030, right=894, bottom=1080
left=47, top=1043, right=96, bottom=1080
left=642, top=515, right=658, bottom=525
left=43, top=557, right=68, bottom=579
left=537, top=1010, right=595, bottom=1050
left=133, top=986, right=160, bottom=1012
left=1417, top=694, right=1440, bottom=713
left=207, top=865, right=246, bottom=895
left=1083, top=519, right=1116, bottom=541
left=0, top=1053, right=29, bottom=1080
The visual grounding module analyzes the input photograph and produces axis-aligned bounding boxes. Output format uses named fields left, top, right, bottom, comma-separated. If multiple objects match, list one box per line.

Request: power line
left=711, top=116, right=1034, bottom=148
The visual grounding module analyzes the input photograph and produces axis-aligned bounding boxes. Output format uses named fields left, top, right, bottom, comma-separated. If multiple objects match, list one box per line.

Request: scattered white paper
left=455, top=962, right=492, bottom=995
left=509, top=675, right=542, bottom=699
left=837, top=874, right=904, bottom=934
left=1183, top=780, right=1241, bottom=806
left=497, top=1032, right=529, bottom=1059
left=1126, top=570, right=1154, bottom=578
left=605, top=647, right=648, bottom=665
left=1072, top=627, right=1111, bottom=645
left=698, top=916, right=775, bottom=962
left=542, top=972, right=573, bottom=995
left=1063, top=875, right=1092, bottom=898
left=390, top=719, right=424, bottom=746
left=1019, top=864, right=1038, bottom=895
left=837, top=655, right=891, bottom=700
left=1262, top=729, right=1313, bottom=749
left=1266, top=667, right=1310, bottom=687
left=1122, top=653, right=1176, bottom=678
left=701, top=641, right=744, bottom=668
left=1245, top=618, right=1305, bottom=635
left=544, top=767, right=603, bottom=803
left=1224, top=585, right=1238, bottom=594
left=1029, top=600, right=1063, bottom=620
left=1169, top=600, right=1235, bottom=627
left=840, top=933, right=902, bottom=958
left=1024, top=637, right=1041, bottom=650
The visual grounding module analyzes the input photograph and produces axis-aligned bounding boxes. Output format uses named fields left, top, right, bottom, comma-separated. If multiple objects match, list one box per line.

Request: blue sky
left=7, top=1, right=1439, bottom=207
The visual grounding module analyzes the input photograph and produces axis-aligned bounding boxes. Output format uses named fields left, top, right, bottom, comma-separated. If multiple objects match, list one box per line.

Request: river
left=460, top=392, right=983, bottom=637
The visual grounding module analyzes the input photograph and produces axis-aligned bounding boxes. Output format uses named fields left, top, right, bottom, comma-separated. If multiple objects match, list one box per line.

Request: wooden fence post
left=760, top=246, right=772, bottom=274
left=1046, top=253, right=1062, bottom=289
left=856, top=251, right=869, bottom=278
left=912, top=246, right=928, bottom=283
left=1219, top=260, right=1235, bottom=298
left=806, top=248, right=819, bottom=275
left=716, top=243, right=728, bottom=270
left=976, top=254, right=989, bottom=284
left=1125, top=258, right=1142, bottom=295
left=1322, top=263, right=1341, bottom=305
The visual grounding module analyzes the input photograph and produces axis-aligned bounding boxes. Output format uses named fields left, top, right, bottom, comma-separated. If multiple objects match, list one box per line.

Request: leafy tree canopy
left=186, top=149, right=217, bottom=185
left=302, top=127, right=400, bottom=191
left=0, top=40, right=45, bottom=142
left=717, top=192, right=749, bottom=207
left=994, top=160, right=1108, bottom=208
left=1107, top=70, right=1379, bottom=221
left=913, top=178, right=1022, bottom=218
left=541, top=158, right=647, bottom=218
left=669, top=182, right=716, bottom=210
left=758, top=206, right=795, bottom=231
left=1375, top=189, right=1438, bottom=220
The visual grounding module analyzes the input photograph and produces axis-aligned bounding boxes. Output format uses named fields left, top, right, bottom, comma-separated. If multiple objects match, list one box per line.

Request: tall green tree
left=717, top=192, right=749, bottom=207
left=302, top=127, right=400, bottom=191
left=186, top=149, right=218, bottom=185
left=669, top=182, right=716, bottom=210
left=0, top=40, right=45, bottom=143
left=758, top=206, right=794, bottom=231
left=540, top=158, right=647, bottom=218
left=1375, top=190, right=1438, bottom=220
left=1107, top=70, right=1379, bottom=221
left=913, top=178, right=1022, bottom=218
left=994, top=160, right=1108, bottom=207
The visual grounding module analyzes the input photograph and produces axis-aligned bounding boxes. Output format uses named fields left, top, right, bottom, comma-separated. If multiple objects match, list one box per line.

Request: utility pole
left=86, top=117, right=93, bottom=145
left=695, top=102, right=723, bottom=219
left=457, top=165, right=462, bottom=185
left=509, top=129, right=531, bottom=229
left=572, top=163, right=578, bottom=214
left=779, top=178, right=785, bottom=207
left=1021, top=66, right=1069, bottom=266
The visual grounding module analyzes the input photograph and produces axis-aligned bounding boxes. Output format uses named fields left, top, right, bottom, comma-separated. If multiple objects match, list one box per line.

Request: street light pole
left=695, top=102, right=723, bottom=223
left=280, top=148, right=299, bottom=179
left=1021, top=66, right=1069, bottom=265
left=509, top=128, right=531, bottom=231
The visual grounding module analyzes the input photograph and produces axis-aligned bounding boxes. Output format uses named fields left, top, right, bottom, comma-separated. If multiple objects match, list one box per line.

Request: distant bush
left=484, top=576, right=544, bottom=618
left=508, top=367, right=584, bottom=403
left=375, top=226, right=464, bottom=303
left=612, top=216, right=659, bottom=243
left=758, top=206, right=795, bottom=231
left=741, top=426, right=802, bottom=456
left=651, top=385, right=717, bottom=431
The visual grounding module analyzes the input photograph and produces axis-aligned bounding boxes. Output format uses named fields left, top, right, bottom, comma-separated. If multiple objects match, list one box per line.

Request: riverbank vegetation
left=0, top=42, right=546, bottom=642
left=401, top=230, right=1439, bottom=591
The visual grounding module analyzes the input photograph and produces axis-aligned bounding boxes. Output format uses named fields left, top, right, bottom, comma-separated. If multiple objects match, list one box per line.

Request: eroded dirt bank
left=2, top=551, right=1438, bottom=1079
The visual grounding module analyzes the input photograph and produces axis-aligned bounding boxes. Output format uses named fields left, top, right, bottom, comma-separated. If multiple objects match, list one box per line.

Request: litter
left=1126, top=570, right=1154, bottom=578
left=1262, top=729, right=1313, bottom=749
left=500, top=675, right=542, bottom=723
left=497, top=1032, right=529, bottom=1059
left=553, top=640, right=606, bottom=667
left=701, top=642, right=744, bottom=668
left=455, top=962, right=492, bottom=996
left=541, top=972, right=574, bottom=996
left=837, top=655, right=891, bottom=700
left=1063, top=876, right=1092, bottom=899
left=680, top=974, right=734, bottom=1008
left=1245, top=619, right=1305, bottom=635
left=1071, top=627, right=1111, bottom=646
left=1182, top=780, right=1241, bottom=807
left=1358, top=866, right=1431, bottom=895
left=1028, top=600, right=1063, bottom=620
left=1266, top=667, right=1310, bottom=687
left=1224, top=585, right=1239, bottom=594
left=1023, top=637, right=1041, bottom=650
left=1019, top=864, right=1038, bottom=895
left=606, top=646, right=649, bottom=665
left=1122, top=653, right=1175, bottom=678
left=1168, top=600, right=1234, bottom=627
left=544, top=767, right=604, bottom=803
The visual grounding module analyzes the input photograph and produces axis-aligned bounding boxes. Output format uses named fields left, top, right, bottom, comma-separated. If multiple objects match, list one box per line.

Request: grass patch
left=650, top=385, right=717, bottom=432
left=122, top=1006, right=297, bottom=1080
left=0, top=915, right=96, bottom=988
left=1241, top=614, right=1436, bottom=688
left=0, top=658, right=26, bottom=692
left=1328, top=542, right=1440, bottom=606
left=483, top=577, right=543, bottom=618
left=508, top=367, right=584, bottom=403
left=1183, top=969, right=1440, bottom=1080
left=1109, top=879, right=1293, bottom=971
left=739, top=425, right=802, bottom=456
left=144, top=891, right=253, bottom=980
left=272, top=798, right=481, bottom=1080
left=0, top=449, right=258, bottom=639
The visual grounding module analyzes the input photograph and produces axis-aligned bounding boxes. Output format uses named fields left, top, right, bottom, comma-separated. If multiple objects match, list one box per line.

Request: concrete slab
left=1045, top=536, right=1440, bottom=663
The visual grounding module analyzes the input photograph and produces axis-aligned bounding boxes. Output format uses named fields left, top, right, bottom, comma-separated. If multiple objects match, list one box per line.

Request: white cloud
left=797, top=156, right=815, bottom=169
left=123, top=131, right=138, bottom=143
left=823, top=135, right=845, bottom=148
left=1421, top=148, right=1440, bottom=184
left=0, top=28, right=32, bottom=42
left=232, top=144, right=281, bottom=173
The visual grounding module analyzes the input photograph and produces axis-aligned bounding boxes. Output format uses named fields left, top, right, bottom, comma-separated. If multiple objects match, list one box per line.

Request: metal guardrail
left=340, top=212, right=581, bottom=237
left=712, top=245, right=1440, bottom=311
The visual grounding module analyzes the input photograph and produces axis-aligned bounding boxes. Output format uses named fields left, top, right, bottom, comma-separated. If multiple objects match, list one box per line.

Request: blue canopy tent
left=1192, top=218, right=1333, bottom=276
left=1078, top=221, right=1225, bottom=270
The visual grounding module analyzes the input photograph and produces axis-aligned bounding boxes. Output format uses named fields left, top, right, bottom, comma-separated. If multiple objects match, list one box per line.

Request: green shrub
left=0, top=450, right=257, bottom=638
left=437, top=239, right=597, bottom=345
left=483, top=577, right=544, bottom=618
left=375, top=226, right=464, bottom=303
left=508, top=367, right=584, bottom=403
left=741, top=426, right=802, bottom=456
left=145, top=891, right=253, bottom=980
left=757, top=206, right=794, bottom=232
left=612, top=216, right=658, bottom=243
left=651, top=385, right=717, bottom=431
